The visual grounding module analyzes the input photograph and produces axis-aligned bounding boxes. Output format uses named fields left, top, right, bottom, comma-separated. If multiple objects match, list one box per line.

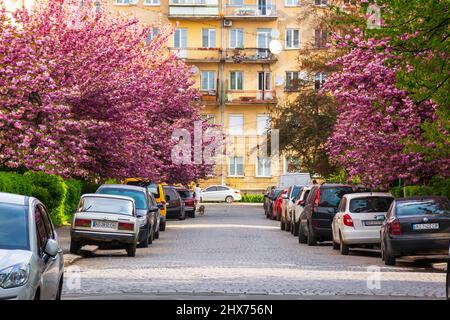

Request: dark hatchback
left=263, top=186, right=275, bottom=217
left=163, top=186, right=186, bottom=220
left=175, top=187, right=195, bottom=218
left=265, top=188, right=282, bottom=219
left=299, top=183, right=354, bottom=245
left=381, top=196, right=450, bottom=266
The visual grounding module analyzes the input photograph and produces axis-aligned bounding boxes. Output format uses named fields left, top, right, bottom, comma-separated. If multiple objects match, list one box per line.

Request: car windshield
left=291, top=187, right=302, bottom=199
left=98, top=188, right=147, bottom=209
left=273, top=190, right=282, bottom=199
left=177, top=190, right=192, bottom=198
left=0, top=204, right=29, bottom=250
left=147, top=182, right=160, bottom=198
left=396, top=199, right=450, bottom=216
left=319, top=187, right=354, bottom=208
left=350, top=197, right=393, bottom=213
left=78, top=197, right=134, bottom=215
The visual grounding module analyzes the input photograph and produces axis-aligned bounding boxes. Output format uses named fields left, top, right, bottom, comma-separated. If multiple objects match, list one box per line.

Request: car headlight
left=0, top=263, right=30, bottom=289
left=138, top=216, right=147, bottom=227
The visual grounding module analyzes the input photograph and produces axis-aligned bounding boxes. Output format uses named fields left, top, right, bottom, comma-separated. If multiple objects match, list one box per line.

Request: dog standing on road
left=197, top=205, right=205, bottom=216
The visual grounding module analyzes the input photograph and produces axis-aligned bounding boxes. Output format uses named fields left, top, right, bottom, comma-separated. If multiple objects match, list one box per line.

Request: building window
left=315, top=0, right=328, bottom=5
left=257, top=157, right=272, bottom=177
left=202, top=29, right=216, bottom=48
left=285, top=28, right=300, bottom=49
left=228, top=156, right=244, bottom=176
left=230, top=71, right=243, bottom=90
left=229, top=114, right=244, bottom=135
left=314, top=29, right=328, bottom=48
left=115, top=0, right=130, bottom=4
left=146, top=28, right=159, bottom=44
left=285, top=0, right=300, bottom=6
left=230, top=29, right=244, bottom=48
left=257, top=114, right=270, bottom=135
left=144, top=0, right=160, bottom=5
left=229, top=0, right=244, bottom=5
left=258, top=72, right=272, bottom=91
left=201, top=71, right=216, bottom=91
left=285, top=71, right=302, bottom=91
left=201, top=114, right=216, bottom=124
left=314, top=72, right=327, bottom=90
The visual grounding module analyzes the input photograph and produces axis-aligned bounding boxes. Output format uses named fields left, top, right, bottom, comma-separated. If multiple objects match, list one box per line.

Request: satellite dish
left=269, top=40, right=282, bottom=55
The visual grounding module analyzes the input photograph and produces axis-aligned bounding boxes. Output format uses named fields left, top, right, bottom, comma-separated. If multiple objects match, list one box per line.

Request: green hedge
left=240, top=194, right=264, bottom=203
left=390, top=178, right=450, bottom=199
left=0, top=171, right=97, bottom=226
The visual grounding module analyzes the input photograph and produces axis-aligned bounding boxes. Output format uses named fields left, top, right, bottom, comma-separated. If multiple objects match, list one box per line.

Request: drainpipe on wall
left=220, top=0, right=226, bottom=186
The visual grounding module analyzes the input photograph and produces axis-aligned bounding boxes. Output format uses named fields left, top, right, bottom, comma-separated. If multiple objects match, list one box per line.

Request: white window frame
left=257, top=114, right=270, bottom=135
left=230, top=29, right=244, bottom=48
left=256, top=156, right=272, bottom=177
left=228, top=114, right=244, bottom=136
left=229, top=71, right=243, bottom=90
left=201, top=114, right=216, bottom=124
left=202, top=29, right=216, bottom=48
left=115, top=0, right=130, bottom=5
left=315, top=72, right=327, bottom=90
left=146, top=27, right=159, bottom=43
left=284, top=0, right=300, bottom=7
left=285, top=71, right=302, bottom=90
left=200, top=71, right=216, bottom=91
left=144, top=0, right=160, bottom=5
left=285, top=28, right=300, bottom=49
left=228, top=156, right=244, bottom=177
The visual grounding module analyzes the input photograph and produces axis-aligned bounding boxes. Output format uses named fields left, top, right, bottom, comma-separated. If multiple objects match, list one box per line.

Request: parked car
left=263, top=186, right=275, bottom=216
left=265, top=188, right=282, bottom=219
left=331, top=192, right=394, bottom=255
left=299, top=183, right=354, bottom=246
left=447, top=245, right=450, bottom=300
left=292, top=186, right=311, bottom=237
left=163, top=186, right=186, bottom=220
left=281, top=185, right=303, bottom=232
left=123, top=178, right=167, bottom=232
left=201, top=185, right=242, bottom=203
left=380, top=196, right=450, bottom=266
left=96, top=184, right=160, bottom=246
left=273, top=188, right=288, bottom=221
left=175, top=187, right=196, bottom=218
left=0, top=192, right=64, bottom=300
left=71, top=194, right=140, bottom=257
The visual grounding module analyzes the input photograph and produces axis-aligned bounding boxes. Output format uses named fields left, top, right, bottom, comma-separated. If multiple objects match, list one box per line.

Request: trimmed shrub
left=240, top=194, right=264, bottom=203
left=81, top=180, right=100, bottom=195
left=389, top=178, right=450, bottom=199
left=64, top=179, right=82, bottom=215
left=0, top=172, right=33, bottom=196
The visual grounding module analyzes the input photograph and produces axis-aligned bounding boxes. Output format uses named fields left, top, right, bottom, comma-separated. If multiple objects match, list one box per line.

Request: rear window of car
left=147, top=182, right=160, bottom=198
left=78, top=196, right=134, bottom=216
left=177, top=189, right=192, bottom=198
left=97, top=188, right=147, bottom=210
left=349, top=197, right=393, bottom=213
left=291, top=186, right=302, bottom=199
left=396, top=199, right=450, bottom=216
left=319, top=187, right=354, bottom=208
left=0, top=203, right=29, bottom=250
left=273, top=189, right=282, bottom=199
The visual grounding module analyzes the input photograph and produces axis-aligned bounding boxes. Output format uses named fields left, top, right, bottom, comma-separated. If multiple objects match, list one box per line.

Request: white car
left=70, top=194, right=140, bottom=257
left=280, top=185, right=303, bottom=232
left=201, top=185, right=241, bottom=203
left=0, top=192, right=64, bottom=300
left=292, top=186, right=312, bottom=237
left=331, top=192, right=394, bottom=255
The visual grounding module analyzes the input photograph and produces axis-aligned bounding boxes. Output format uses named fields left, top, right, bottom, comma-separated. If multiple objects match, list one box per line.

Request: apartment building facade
left=110, top=0, right=329, bottom=192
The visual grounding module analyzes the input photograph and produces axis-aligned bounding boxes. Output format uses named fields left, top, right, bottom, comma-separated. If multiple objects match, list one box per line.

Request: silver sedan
left=0, top=192, right=64, bottom=300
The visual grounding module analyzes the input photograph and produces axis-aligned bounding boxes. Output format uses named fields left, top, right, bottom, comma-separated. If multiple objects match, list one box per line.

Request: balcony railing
left=224, top=4, right=277, bottom=18
left=200, top=91, right=219, bottom=105
left=169, top=47, right=221, bottom=61
left=225, top=48, right=277, bottom=63
left=225, top=90, right=277, bottom=104
left=169, top=0, right=219, bottom=17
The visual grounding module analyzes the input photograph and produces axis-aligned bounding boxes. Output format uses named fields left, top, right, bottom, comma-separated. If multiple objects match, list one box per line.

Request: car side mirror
left=44, top=239, right=59, bottom=257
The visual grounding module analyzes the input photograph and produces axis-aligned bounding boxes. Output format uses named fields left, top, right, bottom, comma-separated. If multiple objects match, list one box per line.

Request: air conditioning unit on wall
left=223, top=19, right=233, bottom=27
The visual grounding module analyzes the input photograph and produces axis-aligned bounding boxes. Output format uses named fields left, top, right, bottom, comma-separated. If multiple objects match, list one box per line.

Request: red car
left=272, top=188, right=288, bottom=220
left=175, top=187, right=196, bottom=218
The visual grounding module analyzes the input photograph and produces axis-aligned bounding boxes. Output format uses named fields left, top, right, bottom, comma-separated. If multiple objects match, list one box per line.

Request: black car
left=380, top=196, right=450, bottom=266
left=299, top=183, right=354, bottom=246
left=96, top=184, right=161, bottom=247
left=163, top=186, right=186, bottom=220
left=265, top=188, right=282, bottom=219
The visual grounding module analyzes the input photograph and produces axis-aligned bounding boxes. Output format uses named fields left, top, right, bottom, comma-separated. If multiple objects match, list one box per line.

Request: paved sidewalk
left=56, top=226, right=97, bottom=267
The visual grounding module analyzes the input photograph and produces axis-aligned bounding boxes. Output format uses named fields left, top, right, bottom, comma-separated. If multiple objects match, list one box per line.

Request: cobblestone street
left=63, top=204, right=447, bottom=299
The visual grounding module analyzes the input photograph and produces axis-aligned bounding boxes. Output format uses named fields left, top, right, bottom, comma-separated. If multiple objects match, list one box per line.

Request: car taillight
left=118, top=222, right=134, bottom=231
left=343, top=214, right=354, bottom=227
left=389, top=218, right=402, bottom=236
left=234, top=190, right=240, bottom=194
left=315, top=189, right=321, bottom=206
left=75, top=219, right=91, bottom=228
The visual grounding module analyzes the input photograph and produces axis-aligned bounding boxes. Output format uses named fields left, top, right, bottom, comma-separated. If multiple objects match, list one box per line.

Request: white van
left=278, top=173, right=311, bottom=189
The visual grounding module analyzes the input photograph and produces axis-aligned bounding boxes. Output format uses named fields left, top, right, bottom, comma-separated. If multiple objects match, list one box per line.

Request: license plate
left=412, top=223, right=439, bottom=230
left=364, top=220, right=382, bottom=226
left=92, top=221, right=117, bottom=230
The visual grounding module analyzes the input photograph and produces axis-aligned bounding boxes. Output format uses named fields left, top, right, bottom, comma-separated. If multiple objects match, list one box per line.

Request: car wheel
left=280, top=217, right=285, bottom=230
left=138, top=228, right=150, bottom=248
left=189, top=211, right=196, bottom=218
left=292, top=222, right=299, bottom=236
left=126, top=243, right=137, bottom=257
left=69, top=240, right=81, bottom=254
left=339, top=234, right=349, bottom=255
left=225, top=196, right=233, bottom=204
left=285, top=220, right=291, bottom=232
left=382, top=240, right=396, bottom=266
left=307, top=223, right=317, bottom=246
left=55, top=277, right=63, bottom=300
left=178, top=209, right=186, bottom=220
left=149, top=226, right=154, bottom=244
left=154, top=229, right=160, bottom=239
left=298, top=223, right=307, bottom=244
left=34, top=288, right=40, bottom=300
left=159, top=219, right=166, bottom=231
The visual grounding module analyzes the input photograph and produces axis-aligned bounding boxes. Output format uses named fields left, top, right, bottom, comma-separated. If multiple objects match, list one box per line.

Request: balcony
left=200, top=91, right=219, bottom=106
left=224, top=4, right=277, bottom=20
left=225, top=90, right=277, bottom=104
left=169, top=0, right=220, bottom=19
left=169, top=47, right=221, bottom=62
left=225, top=48, right=277, bottom=64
